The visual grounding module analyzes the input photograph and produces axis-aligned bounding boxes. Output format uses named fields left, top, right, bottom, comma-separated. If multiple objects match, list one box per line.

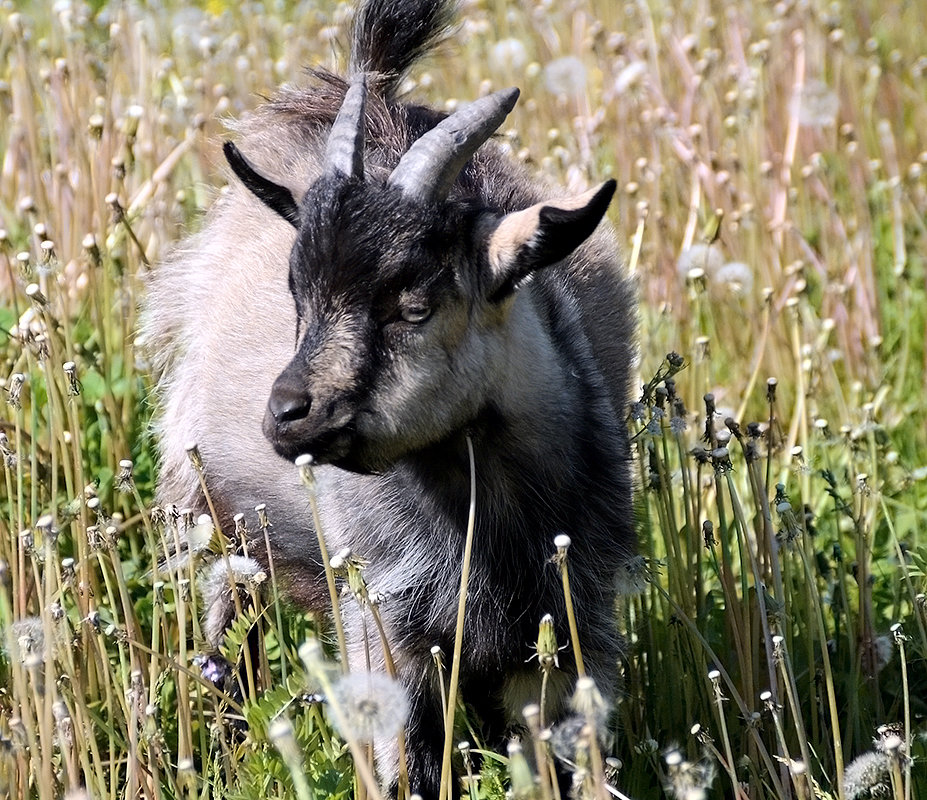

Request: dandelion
left=791, top=79, right=839, bottom=128
left=5, top=617, right=45, bottom=663
left=489, top=38, right=528, bottom=73
left=328, top=671, right=409, bottom=742
left=570, top=676, right=608, bottom=732
left=842, top=750, right=891, bottom=799
left=677, top=243, right=724, bottom=280
left=714, top=261, right=754, bottom=294
left=188, top=514, right=216, bottom=554
left=534, top=613, right=560, bottom=669
left=614, top=554, right=650, bottom=594
left=115, top=459, right=134, bottom=493
left=663, top=748, right=717, bottom=800
left=507, top=740, right=535, bottom=798
left=199, top=555, right=265, bottom=604
left=544, top=56, right=587, bottom=98
left=872, top=635, right=893, bottom=673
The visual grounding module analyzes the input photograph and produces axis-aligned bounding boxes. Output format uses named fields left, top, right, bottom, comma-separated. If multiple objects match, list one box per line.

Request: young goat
left=145, top=0, right=636, bottom=795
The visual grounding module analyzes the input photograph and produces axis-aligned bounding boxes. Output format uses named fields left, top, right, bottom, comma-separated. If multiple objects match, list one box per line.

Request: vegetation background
left=0, top=0, right=925, bottom=798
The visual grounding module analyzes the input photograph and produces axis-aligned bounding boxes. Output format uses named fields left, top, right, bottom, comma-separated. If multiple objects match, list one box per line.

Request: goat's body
left=145, top=1, right=635, bottom=795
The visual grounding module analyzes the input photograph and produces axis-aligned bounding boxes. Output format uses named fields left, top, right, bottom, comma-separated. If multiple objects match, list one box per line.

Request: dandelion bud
left=571, top=676, right=607, bottom=727
left=702, top=520, right=715, bottom=548
left=298, top=639, right=326, bottom=674
left=507, top=740, right=535, bottom=798
left=185, top=442, right=203, bottom=470
left=535, top=613, right=559, bottom=669
left=269, top=716, right=302, bottom=764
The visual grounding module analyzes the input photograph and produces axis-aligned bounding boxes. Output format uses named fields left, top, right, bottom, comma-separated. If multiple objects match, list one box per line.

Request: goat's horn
left=387, top=87, right=519, bottom=203
left=323, top=74, right=368, bottom=180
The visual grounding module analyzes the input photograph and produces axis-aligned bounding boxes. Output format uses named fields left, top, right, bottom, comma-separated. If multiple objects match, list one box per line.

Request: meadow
left=1, top=0, right=925, bottom=798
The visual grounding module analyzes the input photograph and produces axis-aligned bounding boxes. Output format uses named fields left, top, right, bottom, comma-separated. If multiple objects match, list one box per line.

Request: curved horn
left=387, top=87, right=519, bottom=204
left=323, top=74, right=368, bottom=180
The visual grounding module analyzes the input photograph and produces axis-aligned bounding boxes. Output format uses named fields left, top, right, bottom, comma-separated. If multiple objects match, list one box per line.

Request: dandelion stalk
left=297, top=454, right=349, bottom=670
left=553, top=534, right=586, bottom=678
left=439, top=435, right=478, bottom=800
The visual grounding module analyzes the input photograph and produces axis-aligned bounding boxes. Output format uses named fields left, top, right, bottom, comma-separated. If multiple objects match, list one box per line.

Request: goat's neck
left=488, top=292, right=588, bottom=455
left=419, top=290, right=609, bottom=508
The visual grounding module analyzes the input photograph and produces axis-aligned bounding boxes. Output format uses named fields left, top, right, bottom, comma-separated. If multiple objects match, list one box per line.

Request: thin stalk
left=439, top=435, right=478, bottom=800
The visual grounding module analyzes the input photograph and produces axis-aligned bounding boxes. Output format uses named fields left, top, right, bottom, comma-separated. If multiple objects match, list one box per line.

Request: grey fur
left=143, top=0, right=636, bottom=796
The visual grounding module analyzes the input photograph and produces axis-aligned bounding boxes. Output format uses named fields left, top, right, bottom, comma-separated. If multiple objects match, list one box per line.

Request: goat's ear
left=485, top=179, right=616, bottom=300
left=223, top=141, right=301, bottom=228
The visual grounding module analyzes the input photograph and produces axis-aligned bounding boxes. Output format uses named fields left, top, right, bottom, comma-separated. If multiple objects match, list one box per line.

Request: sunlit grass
left=1, top=0, right=925, bottom=798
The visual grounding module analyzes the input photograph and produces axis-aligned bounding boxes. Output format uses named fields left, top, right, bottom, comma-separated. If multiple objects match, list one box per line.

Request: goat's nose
left=268, top=378, right=311, bottom=423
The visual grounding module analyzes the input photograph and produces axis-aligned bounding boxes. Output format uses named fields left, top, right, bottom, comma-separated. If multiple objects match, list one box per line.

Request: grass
left=1, top=0, right=926, bottom=798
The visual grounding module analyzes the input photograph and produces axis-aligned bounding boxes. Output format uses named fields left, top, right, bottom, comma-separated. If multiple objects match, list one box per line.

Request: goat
left=144, top=0, right=636, bottom=795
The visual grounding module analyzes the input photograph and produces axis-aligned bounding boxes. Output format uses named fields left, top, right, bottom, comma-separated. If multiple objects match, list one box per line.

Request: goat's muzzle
left=263, top=372, right=356, bottom=464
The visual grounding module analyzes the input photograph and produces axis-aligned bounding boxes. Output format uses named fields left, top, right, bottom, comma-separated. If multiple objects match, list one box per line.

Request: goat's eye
left=400, top=305, right=432, bottom=324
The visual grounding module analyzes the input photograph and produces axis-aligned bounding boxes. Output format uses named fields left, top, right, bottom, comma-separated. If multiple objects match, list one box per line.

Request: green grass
left=1, top=0, right=926, bottom=798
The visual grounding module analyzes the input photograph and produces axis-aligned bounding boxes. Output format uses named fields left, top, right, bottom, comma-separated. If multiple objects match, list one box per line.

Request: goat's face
left=264, top=181, right=497, bottom=472
left=224, top=80, right=616, bottom=472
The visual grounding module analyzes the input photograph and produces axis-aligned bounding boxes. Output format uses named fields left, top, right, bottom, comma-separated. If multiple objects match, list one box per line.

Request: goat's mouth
left=263, top=415, right=357, bottom=466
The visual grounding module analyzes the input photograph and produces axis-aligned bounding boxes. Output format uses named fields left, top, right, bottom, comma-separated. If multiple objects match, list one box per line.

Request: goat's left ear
left=223, top=141, right=301, bottom=228
left=485, top=179, right=617, bottom=300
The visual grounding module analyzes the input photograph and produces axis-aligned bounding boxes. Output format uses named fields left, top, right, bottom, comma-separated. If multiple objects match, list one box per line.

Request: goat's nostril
left=268, top=383, right=311, bottom=423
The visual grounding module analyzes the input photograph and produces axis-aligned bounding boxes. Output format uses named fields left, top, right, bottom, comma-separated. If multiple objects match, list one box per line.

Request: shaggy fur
left=143, top=0, right=636, bottom=796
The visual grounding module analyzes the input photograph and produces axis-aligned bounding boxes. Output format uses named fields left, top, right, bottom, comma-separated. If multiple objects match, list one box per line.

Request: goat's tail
left=349, top=0, right=457, bottom=99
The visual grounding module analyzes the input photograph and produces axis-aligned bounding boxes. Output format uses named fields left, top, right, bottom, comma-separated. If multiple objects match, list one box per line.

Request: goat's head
left=225, top=75, right=616, bottom=473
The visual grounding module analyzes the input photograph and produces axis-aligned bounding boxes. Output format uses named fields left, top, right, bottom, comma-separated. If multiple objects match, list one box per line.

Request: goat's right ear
left=223, top=141, right=301, bottom=228
left=485, top=179, right=617, bottom=300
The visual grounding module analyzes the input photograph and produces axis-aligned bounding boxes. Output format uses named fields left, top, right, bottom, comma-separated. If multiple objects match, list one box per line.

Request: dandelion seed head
left=199, top=555, right=262, bottom=601
left=714, top=261, right=754, bottom=294
left=677, top=243, right=724, bottom=279
left=614, top=554, right=650, bottom=594
left=792, top=79, right=839, bottom=128
left=570, top=676, right=609, bottom=729
left=5, top=616, right=45, bottom=663
left=544, top=56, right=587, bottom=97
left=872, top=636, right=893, bottom=673
left=489, top=38, right=528, bottom=73
left=187, top=514, right=214, bottom=553
left=842, top=750, right=891, bottom=800
left=663, top=746, right=716, bottom=800
left=329, top=671, right=410, bottom=742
